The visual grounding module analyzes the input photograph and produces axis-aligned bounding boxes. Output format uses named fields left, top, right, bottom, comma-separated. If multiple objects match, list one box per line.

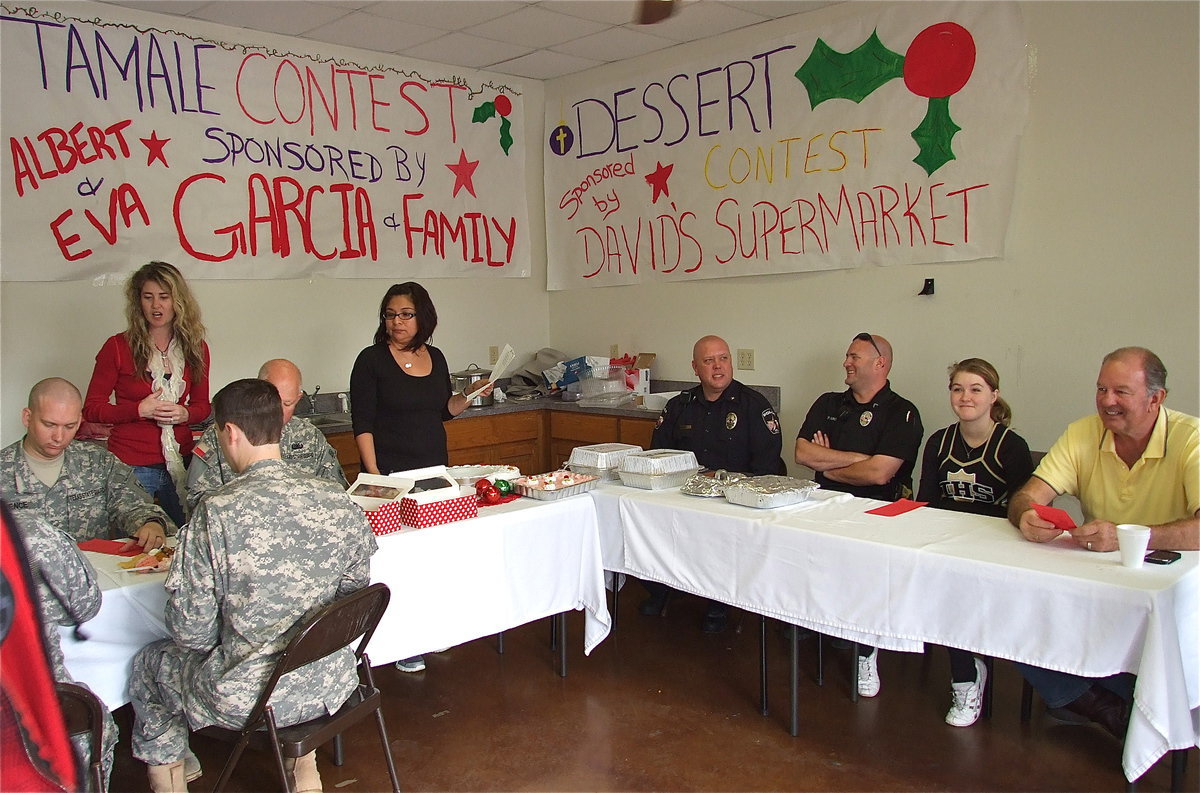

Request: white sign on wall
left=543, top=2, right=1028, bottom=290
left=0, top=2, right=531, bottom=281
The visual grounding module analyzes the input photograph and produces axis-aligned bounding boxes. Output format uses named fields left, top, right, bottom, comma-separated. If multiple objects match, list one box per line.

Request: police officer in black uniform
left=794, top=331, right=923, bottom=698
left=642, top=335, right=785, bottom=633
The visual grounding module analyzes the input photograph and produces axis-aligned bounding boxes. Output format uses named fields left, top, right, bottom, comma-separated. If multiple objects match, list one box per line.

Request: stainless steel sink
left=306, top=414, right=351, bottom=428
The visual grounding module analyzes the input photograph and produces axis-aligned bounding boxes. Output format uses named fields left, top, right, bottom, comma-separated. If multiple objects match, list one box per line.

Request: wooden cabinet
left=326, top=408, right=656, bottom=480
left=326, top=431, right=362, bottom=482
left=548, top=412, right=656, bottom=467
left=445, top=410, right=545, bottom=473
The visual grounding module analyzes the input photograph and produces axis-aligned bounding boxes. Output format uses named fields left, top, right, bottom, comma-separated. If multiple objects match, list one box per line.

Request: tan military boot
left=147, top=760, right=188, bottom=793
left=182, top=749, right=202, bottom=782
left=283, top=751, right=322, bottom=792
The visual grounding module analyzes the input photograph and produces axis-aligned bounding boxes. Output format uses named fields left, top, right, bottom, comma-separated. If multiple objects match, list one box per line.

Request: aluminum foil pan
left=723, top=476, right=819, bottom=508
left=680, top=469, right=747, bottom=498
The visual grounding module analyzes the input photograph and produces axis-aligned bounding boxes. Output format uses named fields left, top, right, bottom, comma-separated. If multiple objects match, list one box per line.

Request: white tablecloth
left=63, top=493, right=612, bottom=709
left=60, top=551, right=170, bottom=710
left=367, top=493, right=611, bottom=664
left=589, top=482, right=1198, bottom=781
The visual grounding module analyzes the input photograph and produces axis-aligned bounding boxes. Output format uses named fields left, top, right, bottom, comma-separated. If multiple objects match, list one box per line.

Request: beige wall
left=3, top=2, right=1197, bottom=470
left=546, top=1, right=1200, bottom=470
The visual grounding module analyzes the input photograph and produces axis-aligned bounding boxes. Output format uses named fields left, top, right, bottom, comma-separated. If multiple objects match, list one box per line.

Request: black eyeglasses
left=854, top=332, right=883, bottom=357
left=384, top=310, right=417, bottom=322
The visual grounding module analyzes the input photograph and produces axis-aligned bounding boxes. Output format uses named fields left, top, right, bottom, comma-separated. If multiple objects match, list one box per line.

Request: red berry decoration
left=494, top=95, right=512, bottom=117
left=903, top=22, right=976, bottom=99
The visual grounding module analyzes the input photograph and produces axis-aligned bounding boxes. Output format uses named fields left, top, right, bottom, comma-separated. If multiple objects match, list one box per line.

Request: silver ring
left=1087, top=541, right=1093, bottom=550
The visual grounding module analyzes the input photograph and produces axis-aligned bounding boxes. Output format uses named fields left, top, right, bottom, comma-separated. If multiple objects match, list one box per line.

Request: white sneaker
left=857, top=649, right=880, bottom=698
left=395, top=655, right=426, bottom=672
left=946, top=657, right=988, bottom=727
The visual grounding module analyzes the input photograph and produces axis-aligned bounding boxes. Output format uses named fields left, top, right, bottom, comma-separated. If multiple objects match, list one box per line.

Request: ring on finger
left=1087, top=541, right=1093, bottom=550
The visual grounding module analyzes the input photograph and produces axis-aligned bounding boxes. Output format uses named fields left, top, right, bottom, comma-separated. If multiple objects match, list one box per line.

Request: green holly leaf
left=498, top=116, right=513, bottom=156
left=473, top=102, right=496, bottom=123
left=911, top=96, right=961, bottom=175
left=794, top=31, right=904, bottom=109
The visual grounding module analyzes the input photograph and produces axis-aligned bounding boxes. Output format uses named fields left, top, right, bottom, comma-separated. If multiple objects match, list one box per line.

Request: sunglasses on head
left=854, top=332, right=882, bottom=357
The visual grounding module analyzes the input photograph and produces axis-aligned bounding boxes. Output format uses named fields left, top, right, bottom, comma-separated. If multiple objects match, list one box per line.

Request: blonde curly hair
left=123, top=261, right=207, bottom=380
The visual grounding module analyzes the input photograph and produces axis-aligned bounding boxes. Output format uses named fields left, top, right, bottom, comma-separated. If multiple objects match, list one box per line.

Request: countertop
left=305, top=378, right=781, bottom=436
left=305, top=393, right=664, bottom=436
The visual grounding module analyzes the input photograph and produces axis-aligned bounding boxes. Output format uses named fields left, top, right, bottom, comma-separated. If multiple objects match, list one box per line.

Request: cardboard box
left=364, top=500, right=406, bottom=535
left=399, top=491, right=478, bottom=528
left=349, top=466, right=474, bottom=534
left=625, top=353, right=655, bottom=394
left=346, top=473, right=413, bottom=511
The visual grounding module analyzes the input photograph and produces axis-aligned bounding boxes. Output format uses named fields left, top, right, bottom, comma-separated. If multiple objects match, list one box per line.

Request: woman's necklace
left=153, top=337, right=172, bottom=364
left=393, top=344, right=420, bottom=369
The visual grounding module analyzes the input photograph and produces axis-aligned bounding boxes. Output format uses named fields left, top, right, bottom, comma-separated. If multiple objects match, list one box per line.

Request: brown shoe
left=1062, top=685, right=1130, bottom=739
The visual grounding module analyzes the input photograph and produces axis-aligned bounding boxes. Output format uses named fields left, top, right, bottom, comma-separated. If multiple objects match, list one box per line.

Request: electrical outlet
left=610, top=343, right=620, bottom=357
left=737, top=348, right=755, bottom=370
left=488, top=346, right=499, bottom=365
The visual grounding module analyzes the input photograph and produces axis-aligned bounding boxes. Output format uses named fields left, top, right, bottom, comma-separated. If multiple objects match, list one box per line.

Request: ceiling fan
left=636, top=0, right=679, bottom=25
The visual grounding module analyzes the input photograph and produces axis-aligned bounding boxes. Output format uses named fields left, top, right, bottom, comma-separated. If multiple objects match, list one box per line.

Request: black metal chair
left=55, top=681, right=106, bottom=793
left=196, top=583, right=401, bottom=793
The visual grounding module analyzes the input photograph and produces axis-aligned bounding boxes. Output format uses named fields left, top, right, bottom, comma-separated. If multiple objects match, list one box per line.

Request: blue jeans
left=1015, top=663, right=1135, bottom=708
left=133, top=464, right=186, bottom=529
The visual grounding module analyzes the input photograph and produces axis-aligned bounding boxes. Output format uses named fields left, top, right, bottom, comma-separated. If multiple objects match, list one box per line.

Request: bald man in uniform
left=187, top=359, right=346, bottom=510
left=1, top=377, right=172, bottom=547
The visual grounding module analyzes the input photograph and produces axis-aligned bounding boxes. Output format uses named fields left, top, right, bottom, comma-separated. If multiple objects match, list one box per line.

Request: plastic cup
left=1116, top=524, right=1152, bottom=569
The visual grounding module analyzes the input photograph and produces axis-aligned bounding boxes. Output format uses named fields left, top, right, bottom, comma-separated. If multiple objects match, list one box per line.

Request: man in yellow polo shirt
left=1007, top=346, right=1199, bottom=738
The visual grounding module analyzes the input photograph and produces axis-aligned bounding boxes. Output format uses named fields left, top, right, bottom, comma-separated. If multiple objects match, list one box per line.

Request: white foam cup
left=1116, top=524, right=1152, bottom=569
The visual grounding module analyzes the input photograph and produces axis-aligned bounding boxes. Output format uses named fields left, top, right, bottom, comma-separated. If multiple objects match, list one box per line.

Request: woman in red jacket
left=84, top=262, right=210, bottom=528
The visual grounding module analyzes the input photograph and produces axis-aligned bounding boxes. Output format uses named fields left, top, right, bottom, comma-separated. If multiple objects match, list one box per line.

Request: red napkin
left=865, top=498, right=927, bottom=517
left=1032, top=503, right=1077, bottom=531
left=77, top=539, right=143, bottom=556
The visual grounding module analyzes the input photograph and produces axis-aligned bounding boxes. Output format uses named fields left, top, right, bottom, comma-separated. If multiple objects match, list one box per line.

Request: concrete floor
left=108, top=588, right=1185, bottom=792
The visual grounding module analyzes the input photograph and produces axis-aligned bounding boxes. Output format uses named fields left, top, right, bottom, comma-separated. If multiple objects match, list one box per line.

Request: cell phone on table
left=1144, top=550, right=1182, bottom=565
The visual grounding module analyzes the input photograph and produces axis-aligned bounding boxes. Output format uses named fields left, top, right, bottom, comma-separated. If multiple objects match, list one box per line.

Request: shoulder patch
left=761, top=409, right=780, bottom=435
left=193, top=438, right=212, bottom=460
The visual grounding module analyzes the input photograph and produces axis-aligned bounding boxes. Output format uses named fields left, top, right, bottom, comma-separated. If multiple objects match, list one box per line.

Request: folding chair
left=197, top=583, right=401, bottom=793
left=55, top=682, right=106, bottom=793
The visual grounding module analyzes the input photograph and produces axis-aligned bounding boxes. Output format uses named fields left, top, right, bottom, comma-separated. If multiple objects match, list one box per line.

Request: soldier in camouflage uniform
left=186, top=359, right=345, bottom=511
left=16, top=509, right=118, bottom=792
left=0, top=379, right=173, bottom=547
left=130, top=379, right=375, bottom=793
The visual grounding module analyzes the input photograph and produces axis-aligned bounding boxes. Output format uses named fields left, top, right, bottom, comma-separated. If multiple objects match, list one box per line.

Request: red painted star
left=140, top=131, right=171, bottom=167
left=445, top=149, right=479, bottom=198
left=645, top=161, right=673, bottom=203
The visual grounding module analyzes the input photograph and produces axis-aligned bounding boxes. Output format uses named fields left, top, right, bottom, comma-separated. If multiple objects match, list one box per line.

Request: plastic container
left=580, top=365, right=629, bottom=398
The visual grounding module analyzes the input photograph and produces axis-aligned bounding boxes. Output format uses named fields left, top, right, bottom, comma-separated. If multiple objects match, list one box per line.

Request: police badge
left=725, top=412, right=738, bottom=430
left=860, top=411, right=873, bottom=427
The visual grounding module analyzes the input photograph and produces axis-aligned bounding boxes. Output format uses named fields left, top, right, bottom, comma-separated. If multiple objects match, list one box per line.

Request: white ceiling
left=97, top=0, right=840, bottom=80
